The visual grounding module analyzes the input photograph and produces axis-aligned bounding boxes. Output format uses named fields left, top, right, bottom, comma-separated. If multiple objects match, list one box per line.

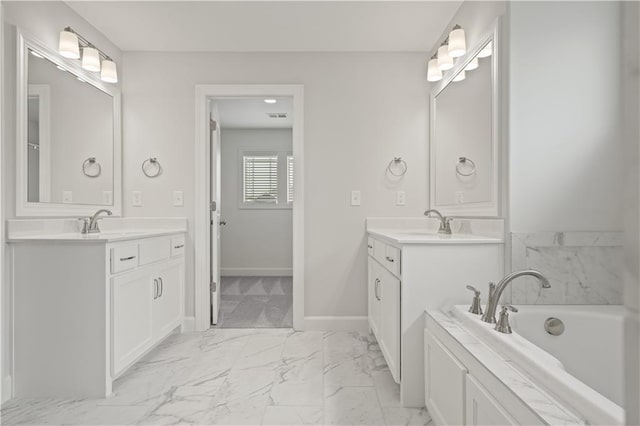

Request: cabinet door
left=380, top=269, right=400, bottom=383
left=465, top=375, right=516, bottom=426
left=111, top=269, right=153, bottom=376
left=424, top=329, right=468, bottom=426
left=368, top=258, right=383, bottom=337
left=152, top=260, right=184, bottom=339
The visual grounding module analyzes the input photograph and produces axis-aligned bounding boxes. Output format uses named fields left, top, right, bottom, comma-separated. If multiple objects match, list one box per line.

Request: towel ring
left=82, top=157, right=101, bottom=178
left=142, top=157, right=162, bottom=178
left=456, top=157, right=476, bottom=177
left=387, top=157, right=408, bottom=177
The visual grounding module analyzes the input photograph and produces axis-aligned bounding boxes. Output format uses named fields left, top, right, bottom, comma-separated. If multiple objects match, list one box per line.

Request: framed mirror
left=429, top=21, right=501, bottom=217
left=16, top=31, right=121, bottom=216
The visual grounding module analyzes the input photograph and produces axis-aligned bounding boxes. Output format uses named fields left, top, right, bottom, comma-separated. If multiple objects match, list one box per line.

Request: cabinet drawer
left=111, top=245, right=139, bottom=274
left=139, top=238, right=171, bottom=265
left=374, top=239, right=386, bottom=265
left=367, top=237, right=374, bottom=257
left=384, top=245, right=401, bottom=277
left=170, top=237, right=185, bottom=257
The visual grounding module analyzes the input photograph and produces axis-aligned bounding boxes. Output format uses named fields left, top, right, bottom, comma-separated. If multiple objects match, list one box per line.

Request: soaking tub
left=452, top=304, right=625, bottom=425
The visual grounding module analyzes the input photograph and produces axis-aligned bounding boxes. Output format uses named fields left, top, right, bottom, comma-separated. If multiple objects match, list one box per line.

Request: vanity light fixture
left=464, top=57, right=479, bottom=71
left=453, top=70, right=466, bottom=82
left=264, top=99, right=277, bottom=104
left=427, top=55, right=442, bottom=82
left=448, top=25, right=466, bottom=58
left=437, top=44, right=454, bottom=71
left=58, top=27, right=118, bottom=83
left=478, top=41, right=493, bottom=58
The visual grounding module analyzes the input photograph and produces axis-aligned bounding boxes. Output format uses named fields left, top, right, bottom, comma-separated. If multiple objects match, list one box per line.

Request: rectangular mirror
left=429, top=22, right=500, bottom=217
left=17, top=31, right=121, bottom=216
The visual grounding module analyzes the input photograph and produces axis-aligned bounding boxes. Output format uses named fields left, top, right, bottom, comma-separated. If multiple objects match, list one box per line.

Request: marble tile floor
left=213, top=277, right=293, bottom=328
left=1, top=329, right=432, bottom=425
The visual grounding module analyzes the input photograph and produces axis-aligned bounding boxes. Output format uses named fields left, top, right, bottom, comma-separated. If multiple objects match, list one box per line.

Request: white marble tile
left=324, top=386, right=386, bottom=426
left=382, top=406, right=433, bottom=426
left=262, top=405, right=323, bottom=425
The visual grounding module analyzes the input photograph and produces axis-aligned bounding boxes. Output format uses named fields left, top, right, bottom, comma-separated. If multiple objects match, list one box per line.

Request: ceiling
left=215, top=97, right=294, bottom=129
left=65, top=1, right=462, bottom=52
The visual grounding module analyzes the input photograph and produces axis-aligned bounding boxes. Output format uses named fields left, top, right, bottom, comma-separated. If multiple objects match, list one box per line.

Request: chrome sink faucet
left=81, top=209, right=113, bottom=234
left=423, top=209, right=453, bottom=234
left=481, top=270, right=551, bottom=324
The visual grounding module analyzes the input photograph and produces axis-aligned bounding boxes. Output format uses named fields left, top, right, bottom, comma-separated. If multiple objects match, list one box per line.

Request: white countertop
left=368, top=228, right=504, bottom=244
left=7, top=229, right=186, bottom=243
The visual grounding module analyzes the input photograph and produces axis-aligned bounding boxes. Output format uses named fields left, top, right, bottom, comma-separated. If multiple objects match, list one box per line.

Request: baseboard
left=303, top=316, right=369, bottom=332
left=221, top=267, right=293, bottom=277
left=1, top=375, right=12, bottom=404
left=182, top=316, right=196, bottom=332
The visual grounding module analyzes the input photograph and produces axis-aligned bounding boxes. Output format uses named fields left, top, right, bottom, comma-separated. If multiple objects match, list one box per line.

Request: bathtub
left=453, top=304, right=625, bottom=425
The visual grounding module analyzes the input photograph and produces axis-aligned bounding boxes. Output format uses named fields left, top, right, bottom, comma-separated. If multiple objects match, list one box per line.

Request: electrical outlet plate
left=102, top=191, right=113, bottom=205
left=396, top=191, right=406, bottom=206
left=132, top=191, right=143, bottom=207
left=351, top=190, right=361, bottom=206
left=62, top=191, right=73, bottom=204
left=173, top=191, right=184, bottom=207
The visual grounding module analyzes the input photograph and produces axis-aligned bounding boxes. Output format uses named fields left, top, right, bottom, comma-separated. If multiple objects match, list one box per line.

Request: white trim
left=27, top=84, right=51, bottom=202
left=221, top=268, right=293, bottom=277
left=181, top=316, right=196, bottom=333
left=1, top=376, right=11, bottom=405
left=16, top=31, right=122, bottom=217
left=429, top=18, right=502, bottom=217
left=194, top=84, right=305, bottom=332
left=304, top=316, right=369, bottom=332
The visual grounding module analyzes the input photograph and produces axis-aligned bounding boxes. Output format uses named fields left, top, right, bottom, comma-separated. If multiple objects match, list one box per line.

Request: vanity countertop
left=368, top=228, right=503, bottom=245
left=7, top=229, right=186, bottom=243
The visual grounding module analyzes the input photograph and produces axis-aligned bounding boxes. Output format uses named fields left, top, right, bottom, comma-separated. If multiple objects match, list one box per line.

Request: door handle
left=219, top=220, right=227, bottom=226
left=385, top=256, right=394, bottom=263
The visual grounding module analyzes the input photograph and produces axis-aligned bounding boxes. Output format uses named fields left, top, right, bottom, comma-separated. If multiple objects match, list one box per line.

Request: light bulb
left=100, top=59, right=118, bottom=83
left=427, top=58, right=442, bottom=82
left=58, top=29, right=79, bottom=59
left=453, top=70, right=466, bottom=82
left=448, top=27, right=466, bottom=58
left=464, top=57, right=479, bottom=71
left=81, top=47, right=101, bottom=72
left=437, top=45, right=453, bottom=71
left=264, top=99, right=277, bottom=104
left=478, top=42, right=493, bottom=58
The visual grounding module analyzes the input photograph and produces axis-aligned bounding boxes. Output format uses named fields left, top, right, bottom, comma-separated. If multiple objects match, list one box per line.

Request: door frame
left=194, top=84, right=304, bottom=332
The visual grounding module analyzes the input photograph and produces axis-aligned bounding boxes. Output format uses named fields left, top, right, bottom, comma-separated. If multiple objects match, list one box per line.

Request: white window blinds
left=287, top=155, right=294, bottom=204
left=243, top=155, right=278, bottom=204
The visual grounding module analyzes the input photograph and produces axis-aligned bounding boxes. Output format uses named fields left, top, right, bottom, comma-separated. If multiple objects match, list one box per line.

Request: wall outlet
left=102, top=191, right=113, bottom=205
left=173, top=191, right=184, bottom=207
left=132, top=191, right=143, bottom=207
left=350, top=190, right=361, bottom=206
left=62, top=191, right=73, bottom=204
left=455, top=191, right=465, bottom=204
left=396, top=191, right=406, bottom=206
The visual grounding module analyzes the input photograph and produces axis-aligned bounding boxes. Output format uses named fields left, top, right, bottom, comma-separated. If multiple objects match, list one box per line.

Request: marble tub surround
left=1, top=329, right=433, bottom=425
left=7, top=217, right=187, bottom=242
left=425, top=309, right=585, bottom=426
left=511, top=232, right=624, bottom=304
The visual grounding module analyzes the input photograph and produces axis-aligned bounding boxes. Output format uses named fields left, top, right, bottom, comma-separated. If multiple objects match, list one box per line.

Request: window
left=240, top=150, right=293, bottom=209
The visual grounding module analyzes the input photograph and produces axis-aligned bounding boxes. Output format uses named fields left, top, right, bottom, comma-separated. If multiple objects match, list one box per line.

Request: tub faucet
left=82, top=209, right=113, bottom=234
left=423, top=209, right=453, bottom=234
left=481, top=270, right=551, bottom=324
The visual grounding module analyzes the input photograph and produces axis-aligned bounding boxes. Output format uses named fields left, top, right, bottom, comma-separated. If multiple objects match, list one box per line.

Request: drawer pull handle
left=174, top=244, right=184, bottom=249
left=120, top=256, right=136, bottom=261
left=367, top=244, right=373, bottom=249
left=385, top=256, right=395, bottom=263
left=153, top=279, right=159, bottom=300
left=158, top=277, right=164, bottom=297
left=374, top=278, right=381, bottom=301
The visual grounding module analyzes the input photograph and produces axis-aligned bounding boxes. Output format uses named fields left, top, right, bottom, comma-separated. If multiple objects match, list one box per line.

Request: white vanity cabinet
left=10, top=232, right=186, bottom=398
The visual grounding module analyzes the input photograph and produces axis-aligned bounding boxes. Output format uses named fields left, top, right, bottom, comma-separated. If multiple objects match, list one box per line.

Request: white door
left=209, top=103, right=222, bottom=325
left=152, top=260, right=184, bottom=338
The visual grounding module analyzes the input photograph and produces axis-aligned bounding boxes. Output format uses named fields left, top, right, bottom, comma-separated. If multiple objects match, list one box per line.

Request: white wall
left=220, top=128, right=293, bottom=276
left=122, top=52, right=430, bottom=319
left=509, top=1, right=623, bottom=233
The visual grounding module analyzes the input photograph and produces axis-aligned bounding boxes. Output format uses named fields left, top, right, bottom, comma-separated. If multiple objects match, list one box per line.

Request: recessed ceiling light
left=264, top=99, right=277, bottom=104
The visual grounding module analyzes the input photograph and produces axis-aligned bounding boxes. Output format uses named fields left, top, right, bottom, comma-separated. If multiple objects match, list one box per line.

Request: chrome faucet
left=423, top=209, right=453, bottom=234
left=481, top=270, right=551, bottom=324
left=81, top=209, right=112, bottom=234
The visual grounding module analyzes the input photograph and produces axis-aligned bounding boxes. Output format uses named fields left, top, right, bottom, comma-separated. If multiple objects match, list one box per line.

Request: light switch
left=455, top=191, right=465, bottom=204
left=102, top=191, right=113, bottom=205
left=62, top=191, right=73, bottom=204
left=396, top=191, right=406, bottom=206
left=173, top=191, right=184, bottom=207
left=351, top=190, right=361, bottom=206
left=132, top=191, right=143, bottom=207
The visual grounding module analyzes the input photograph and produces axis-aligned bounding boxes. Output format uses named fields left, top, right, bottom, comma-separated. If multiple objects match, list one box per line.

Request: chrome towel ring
left=142, top=157, right=162, bottom=178
left=82, top=157, right=101, bottom=178
left=387, top=157, right=408, bottom=177
left=456, top=157, right=476, bottom=177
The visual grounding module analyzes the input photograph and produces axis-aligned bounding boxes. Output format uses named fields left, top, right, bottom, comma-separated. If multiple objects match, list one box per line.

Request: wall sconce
left=427, top=55, right=442, bottom=82
left=452, top=70, right=466, bottom=82
left=448, top=25, right=466, bottom=58
left=464, top=57, right=479, bottom=71
left=437, top=44, right=453, bottom=71
left=58, top=27, right=118, bottom=83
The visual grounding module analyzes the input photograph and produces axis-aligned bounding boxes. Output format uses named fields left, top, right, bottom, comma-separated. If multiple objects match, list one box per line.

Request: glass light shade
left=478, top=42, right=493, bottom=58
left=100, top=59, right=118, bottom=83
left=448, top=28, right=466, bottom=58
left=58, top=30, right=80, bottom=59
left=464, top=57, right=479, bottom=71
left=437, top=45, right=453, bottom=71
left=452, top=70, right=466, bottom=82
left=81, top=47, right=101, bottom=72
left=427, top=58, right=442, bottom=82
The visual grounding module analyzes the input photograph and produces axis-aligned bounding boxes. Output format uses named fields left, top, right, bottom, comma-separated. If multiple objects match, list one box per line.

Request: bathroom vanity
left=366, top=217, right=504, bottom=408
left=8, top=221, right=187, bottom=398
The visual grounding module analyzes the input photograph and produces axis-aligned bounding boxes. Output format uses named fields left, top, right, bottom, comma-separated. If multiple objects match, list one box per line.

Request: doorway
left=194, top=85, right=304, bottom=333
